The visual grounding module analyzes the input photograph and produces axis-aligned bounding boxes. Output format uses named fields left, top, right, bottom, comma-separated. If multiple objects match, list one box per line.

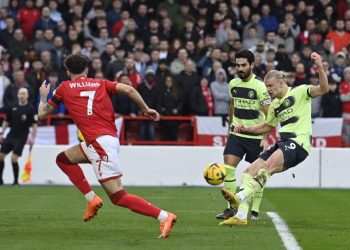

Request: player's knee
left=56, top=151, right=72, bottom=165
left=244, top=166, right=254, bottom=175
left=109, top=189, right=126, bottom=205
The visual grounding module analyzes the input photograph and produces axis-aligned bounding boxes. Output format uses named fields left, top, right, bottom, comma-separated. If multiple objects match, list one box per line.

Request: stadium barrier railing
left=45, top=114, right=198, bottom=145
left=1, top=113, right=350, bottom=147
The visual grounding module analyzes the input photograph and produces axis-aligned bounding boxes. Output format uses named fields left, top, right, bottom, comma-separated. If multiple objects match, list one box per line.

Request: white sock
left=85, top=191, right=95, bottom=202
left=157, top=210, right=168, bottom=222
left=235, top=209, right=248, bottom=220
left=237, top=191, right=246, bottom=202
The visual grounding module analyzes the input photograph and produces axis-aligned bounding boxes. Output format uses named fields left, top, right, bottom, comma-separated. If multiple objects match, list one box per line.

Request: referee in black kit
left=0, top=88, right=37, bottom=185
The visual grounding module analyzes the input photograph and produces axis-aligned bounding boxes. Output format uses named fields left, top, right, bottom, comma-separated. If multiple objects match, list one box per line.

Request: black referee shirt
left=5, top=104, right=37, bottom=138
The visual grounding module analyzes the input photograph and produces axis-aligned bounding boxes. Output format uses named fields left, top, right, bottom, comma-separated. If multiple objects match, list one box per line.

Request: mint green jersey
left=229, top=74, right=270, bottom=139
left=266, top=85, right=313, bottom=152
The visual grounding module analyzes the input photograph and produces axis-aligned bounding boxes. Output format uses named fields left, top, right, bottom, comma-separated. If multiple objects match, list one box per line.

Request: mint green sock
left=237, top=173, right=254, bottom=217
left=242, top=169, right=270, bottom=201
left=224, top=164, right=236, bottom=208
left=251, top=188, right=264, bottom=213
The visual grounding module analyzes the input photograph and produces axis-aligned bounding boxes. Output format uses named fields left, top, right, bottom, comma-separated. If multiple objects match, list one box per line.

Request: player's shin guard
left=109, top=189, right=161, bottom=219
left=224, top=165, right=236, bottom=207
left=241, top=169, right=270, bottom=202
left=12, top=162, right=19, bottom=184
left=56, top=152, right=92, bottom=194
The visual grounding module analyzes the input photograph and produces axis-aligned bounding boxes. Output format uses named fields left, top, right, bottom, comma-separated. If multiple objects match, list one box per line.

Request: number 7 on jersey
left=80, top=91, right=96, bottom=115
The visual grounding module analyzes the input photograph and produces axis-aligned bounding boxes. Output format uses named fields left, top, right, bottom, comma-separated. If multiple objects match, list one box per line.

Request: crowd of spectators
left=0, top=0, right=350, bottom=140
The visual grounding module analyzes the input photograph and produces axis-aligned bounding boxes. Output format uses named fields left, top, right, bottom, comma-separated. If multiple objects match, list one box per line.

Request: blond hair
left=264, top=70, right=293, bottom=83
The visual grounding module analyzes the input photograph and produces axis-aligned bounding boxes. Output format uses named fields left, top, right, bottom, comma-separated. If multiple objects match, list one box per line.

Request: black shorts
left=224, top=134, right=263, bottom=163
left=259, top=139, right=308, bottom=170
left=0, top=136, right=27, bottom=156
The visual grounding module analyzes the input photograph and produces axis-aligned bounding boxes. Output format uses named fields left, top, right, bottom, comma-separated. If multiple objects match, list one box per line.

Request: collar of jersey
left=73, top=76, right=87, bottom=80
left=278, top=87, right=291, bottom=101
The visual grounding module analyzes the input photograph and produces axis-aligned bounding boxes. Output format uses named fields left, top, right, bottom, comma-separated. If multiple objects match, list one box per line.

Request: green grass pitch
left=0, top=186, right=350, bottom=250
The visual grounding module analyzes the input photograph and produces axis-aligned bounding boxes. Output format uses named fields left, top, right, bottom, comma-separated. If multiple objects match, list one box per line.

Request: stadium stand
left=0, top=0, right=349, bottom=144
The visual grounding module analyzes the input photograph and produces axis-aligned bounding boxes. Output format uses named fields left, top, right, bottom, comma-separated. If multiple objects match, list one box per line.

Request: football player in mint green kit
left=220, top=52, right=329, bottom=226
left=216, top=50, right=271, bottom=220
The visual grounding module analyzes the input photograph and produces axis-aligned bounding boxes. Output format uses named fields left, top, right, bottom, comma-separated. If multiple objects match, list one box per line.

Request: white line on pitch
left=266, top=212, right=302, bottom=250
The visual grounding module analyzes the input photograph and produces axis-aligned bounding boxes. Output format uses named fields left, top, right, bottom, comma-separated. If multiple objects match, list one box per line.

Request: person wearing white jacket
left=210, top=68, right=230, bottom=116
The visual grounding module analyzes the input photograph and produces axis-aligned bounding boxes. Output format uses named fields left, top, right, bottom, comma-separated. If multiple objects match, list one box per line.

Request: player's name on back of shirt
left=69, top=82, right=101, bottom=88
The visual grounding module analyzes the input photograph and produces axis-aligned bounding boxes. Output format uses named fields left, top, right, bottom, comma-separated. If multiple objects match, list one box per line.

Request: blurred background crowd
left=0, top=0, right=350, bottom=124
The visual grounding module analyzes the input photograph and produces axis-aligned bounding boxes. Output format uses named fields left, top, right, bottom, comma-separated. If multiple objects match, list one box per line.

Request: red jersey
left=339, top=81, right=350, bottom=114
left=326, top=31, right=350, bottom=53
left=48, top=77, right=118, bottom=144
left=18, top=8, right=40, bottom=40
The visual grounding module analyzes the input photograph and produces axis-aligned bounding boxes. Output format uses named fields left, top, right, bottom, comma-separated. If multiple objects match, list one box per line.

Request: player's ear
left=66, top=70, right=71, bottom=78
left=85, top=68, right=89, bottom=75
left=280, top=79, right=284, bottom=88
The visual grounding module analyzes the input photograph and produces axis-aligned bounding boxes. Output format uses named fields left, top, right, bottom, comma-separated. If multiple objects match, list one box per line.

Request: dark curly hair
left=63, top=54, right=89, bottom=74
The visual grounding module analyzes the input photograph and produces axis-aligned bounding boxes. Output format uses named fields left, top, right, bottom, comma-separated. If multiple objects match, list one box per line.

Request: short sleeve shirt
left=266, top=85, right=313, bottom=152
left=48, top=77, right=118, bottom=144
left=229, top=74, right=270, bottom=139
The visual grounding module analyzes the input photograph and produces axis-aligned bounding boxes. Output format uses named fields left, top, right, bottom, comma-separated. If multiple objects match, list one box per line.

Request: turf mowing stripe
left=0, top=208, right=219, bottom=213
left=267, top=212, right=302, bottom=250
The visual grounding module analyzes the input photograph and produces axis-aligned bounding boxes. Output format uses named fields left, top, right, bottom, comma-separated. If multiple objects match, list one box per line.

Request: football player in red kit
left=38, top=54, right=176, bottom=239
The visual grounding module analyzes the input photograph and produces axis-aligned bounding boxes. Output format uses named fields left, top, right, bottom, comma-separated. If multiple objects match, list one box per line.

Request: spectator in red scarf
left=115, top=58, right=143, bottom=89
left=112, top=10, right=130, bottom=37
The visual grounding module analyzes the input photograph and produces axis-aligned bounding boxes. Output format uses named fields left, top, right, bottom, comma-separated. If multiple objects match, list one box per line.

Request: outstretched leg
left=56, top=145, right=102, bottom=221
left=102, top=178, right=177, bottom=239
left=220, top=150, right=284, bottom=226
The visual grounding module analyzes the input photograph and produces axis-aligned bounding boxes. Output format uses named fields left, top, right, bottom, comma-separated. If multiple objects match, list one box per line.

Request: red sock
left=56, top=152, right=92, bottom=195
left=109, top=190, right=161, bottom=219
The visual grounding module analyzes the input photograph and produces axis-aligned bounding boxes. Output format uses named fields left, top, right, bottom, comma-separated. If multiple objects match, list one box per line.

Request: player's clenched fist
left=39, top=80, right=50, bottom=98
left=234, top=124, right=246, bottom=133
left=310, top=52, right=323, bottom=68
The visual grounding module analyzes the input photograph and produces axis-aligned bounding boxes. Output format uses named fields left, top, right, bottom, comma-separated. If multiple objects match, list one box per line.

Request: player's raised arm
left=115, top=83, right=160, bottom=121
left=38, top=80, right=55, bottom=119
left=309, top=52, right=329, bottom=97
